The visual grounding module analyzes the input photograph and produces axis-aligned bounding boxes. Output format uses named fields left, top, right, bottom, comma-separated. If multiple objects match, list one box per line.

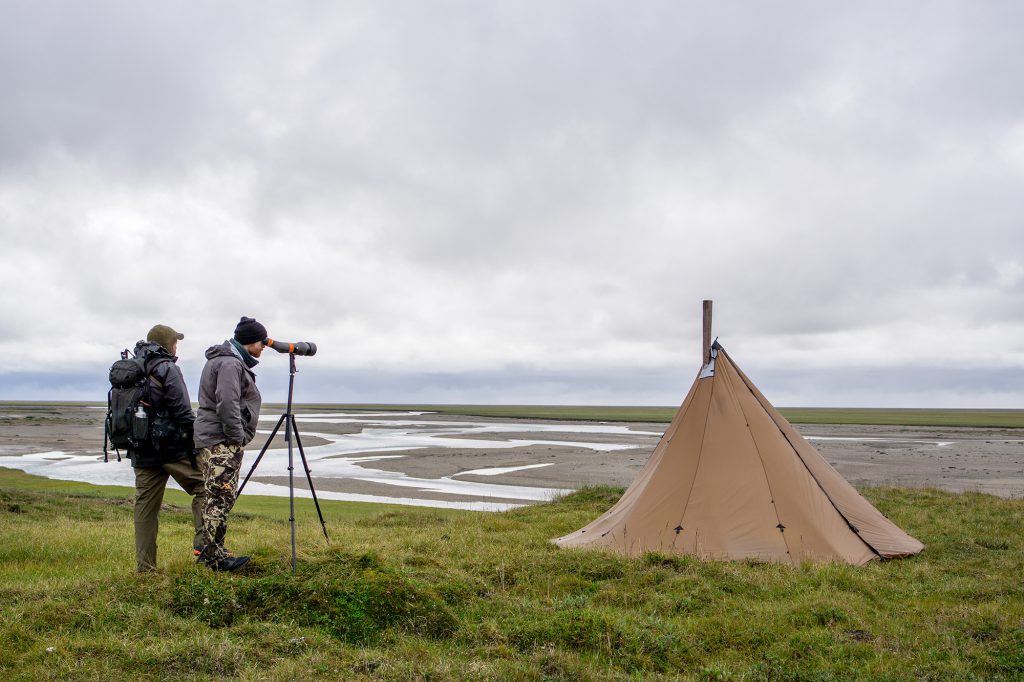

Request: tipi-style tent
left=552, top=301, right=923, bottom=565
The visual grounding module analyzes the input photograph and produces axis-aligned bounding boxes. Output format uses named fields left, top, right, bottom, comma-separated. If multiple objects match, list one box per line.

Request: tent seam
left=719, top=353, right=795, bottom=564
left=722, top=349, right=883, bottom=561
left=671, top=369, right=715, bottom=553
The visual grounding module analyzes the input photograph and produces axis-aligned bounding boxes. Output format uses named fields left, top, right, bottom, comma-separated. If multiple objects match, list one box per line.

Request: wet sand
left=1, top=405, right=1021, bottom=504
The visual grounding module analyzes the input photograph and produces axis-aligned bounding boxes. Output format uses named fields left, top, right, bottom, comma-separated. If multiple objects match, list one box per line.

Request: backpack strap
left=102, top=388, right=121, bottom=463
left=141, top=355, right=170, bottom=391
left=139, top=355, right=193, bottom=466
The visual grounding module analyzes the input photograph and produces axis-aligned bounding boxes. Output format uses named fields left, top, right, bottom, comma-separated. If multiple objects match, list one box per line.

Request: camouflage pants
left=198, top=443, right=244, bottom=561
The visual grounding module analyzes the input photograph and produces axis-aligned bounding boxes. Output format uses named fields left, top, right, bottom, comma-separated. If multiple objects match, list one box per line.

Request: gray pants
left=134, top=459, right=206, bottom=572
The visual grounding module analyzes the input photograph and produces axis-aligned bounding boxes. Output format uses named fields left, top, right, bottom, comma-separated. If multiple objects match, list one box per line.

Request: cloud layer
left=2, top=1, right=1022, bottom=406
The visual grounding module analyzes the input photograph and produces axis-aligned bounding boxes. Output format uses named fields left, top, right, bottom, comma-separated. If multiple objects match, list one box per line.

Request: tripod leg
left=290, top=415, right=331, bottom=544
left=237, top=414, right=287, bottom=497
left=287, top=412, right=297, bottom=575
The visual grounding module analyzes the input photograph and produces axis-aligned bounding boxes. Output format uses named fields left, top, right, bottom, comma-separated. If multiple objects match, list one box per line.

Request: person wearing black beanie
left=191, top=316, right=270, bottom=571
left=233, top=316, right=268, bottom=346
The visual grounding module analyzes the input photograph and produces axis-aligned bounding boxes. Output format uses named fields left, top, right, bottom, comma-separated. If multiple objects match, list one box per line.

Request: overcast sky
left=1, top=1, right=1022, bottom=407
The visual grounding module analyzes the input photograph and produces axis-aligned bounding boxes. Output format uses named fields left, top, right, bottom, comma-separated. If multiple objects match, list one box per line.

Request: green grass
left=1, top=471, right=1022, bottom=680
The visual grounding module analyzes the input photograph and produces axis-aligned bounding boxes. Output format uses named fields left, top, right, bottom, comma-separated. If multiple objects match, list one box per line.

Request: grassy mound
left=1, top=478, right=1022, bottom=680
left=171, top=550, right=458, bottom=641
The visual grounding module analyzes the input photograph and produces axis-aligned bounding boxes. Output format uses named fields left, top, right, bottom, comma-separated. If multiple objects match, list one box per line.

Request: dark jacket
left=129, top=341, right=196, bottom=468
left=194, top=341, right=262, bottom=448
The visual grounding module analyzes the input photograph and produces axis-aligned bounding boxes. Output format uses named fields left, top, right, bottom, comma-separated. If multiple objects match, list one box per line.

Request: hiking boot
left=197, top=555, right=251, bottom=572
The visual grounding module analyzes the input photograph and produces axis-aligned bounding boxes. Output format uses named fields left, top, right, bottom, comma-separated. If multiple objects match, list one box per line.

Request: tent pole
left=702, top=300, right=713, bottom=365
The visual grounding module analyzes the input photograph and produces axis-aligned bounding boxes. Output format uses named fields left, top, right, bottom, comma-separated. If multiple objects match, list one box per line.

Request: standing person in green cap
left=193, top=316, right=268, bottom=571
left=130, top=324, right=205, bottom=572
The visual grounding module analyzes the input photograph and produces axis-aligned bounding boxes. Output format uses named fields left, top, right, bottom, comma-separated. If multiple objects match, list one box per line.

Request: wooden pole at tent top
left=702, top=300, right=713, bottom=365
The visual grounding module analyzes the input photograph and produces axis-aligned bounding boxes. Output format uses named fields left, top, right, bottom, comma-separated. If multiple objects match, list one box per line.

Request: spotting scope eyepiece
left=265, top=339, right=317, bottom=356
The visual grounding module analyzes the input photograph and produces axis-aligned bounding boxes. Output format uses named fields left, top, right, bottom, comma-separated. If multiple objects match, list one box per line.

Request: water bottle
left=132, top=405, right=149, bottom=441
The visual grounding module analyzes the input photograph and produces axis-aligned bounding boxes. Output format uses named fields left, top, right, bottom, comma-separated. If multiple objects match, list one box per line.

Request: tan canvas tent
left=552, top=302, right=923, bottom=565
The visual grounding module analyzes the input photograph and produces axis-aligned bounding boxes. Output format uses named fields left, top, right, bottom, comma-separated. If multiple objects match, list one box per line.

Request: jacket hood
left=205, top=340, right=257, bottom=372
left=205, top=340, right=240, bottom=361
left=135, top=340, right=176, bottom=363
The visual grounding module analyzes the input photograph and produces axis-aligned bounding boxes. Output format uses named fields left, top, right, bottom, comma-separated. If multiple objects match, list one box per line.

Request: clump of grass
left=171, top=550, right=458, bottom=642
left=976, top=537, right=1010, bottom=550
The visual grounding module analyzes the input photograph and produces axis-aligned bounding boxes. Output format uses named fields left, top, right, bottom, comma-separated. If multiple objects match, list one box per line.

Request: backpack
left=103, top=350, right=164, bottom=462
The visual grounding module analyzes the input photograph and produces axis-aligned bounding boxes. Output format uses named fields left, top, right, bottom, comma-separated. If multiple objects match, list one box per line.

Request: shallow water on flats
left=0, top=412, right=659, bottom=511
left=0, top=411, right=973, bottom=510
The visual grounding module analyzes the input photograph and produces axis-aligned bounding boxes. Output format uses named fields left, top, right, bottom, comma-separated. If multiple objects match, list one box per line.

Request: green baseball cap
left=147, top=324, right=184, bottom=352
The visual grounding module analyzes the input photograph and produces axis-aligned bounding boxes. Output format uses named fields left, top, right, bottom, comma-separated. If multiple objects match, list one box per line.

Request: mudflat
left=0, top=404, right=1021, bottom=503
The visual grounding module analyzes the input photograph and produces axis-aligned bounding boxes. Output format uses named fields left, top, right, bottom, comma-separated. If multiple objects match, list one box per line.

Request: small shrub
left=787, top=604, right=849, bottom=628
left=506, top=608, right=685, bottom=672
left=991, top=627, right=1024, bottom=672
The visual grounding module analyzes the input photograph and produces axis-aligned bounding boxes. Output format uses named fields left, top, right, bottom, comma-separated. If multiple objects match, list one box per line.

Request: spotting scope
left=265, top=339, right=317, bottom=356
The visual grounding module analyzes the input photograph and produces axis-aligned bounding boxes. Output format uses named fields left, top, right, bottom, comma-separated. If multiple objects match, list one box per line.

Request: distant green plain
left=3, top=401, right=1024, bottom=428
left=290, top=404, right=1024, bottom=428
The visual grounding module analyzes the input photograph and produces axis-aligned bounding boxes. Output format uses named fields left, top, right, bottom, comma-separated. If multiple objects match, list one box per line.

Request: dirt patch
left=796, top=424, right=1024, bottom=498
left=352, top=444, right=654, bottom=489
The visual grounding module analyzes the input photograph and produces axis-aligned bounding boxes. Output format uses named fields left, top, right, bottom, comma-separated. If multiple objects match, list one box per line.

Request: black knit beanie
left=233, top=316, right=268, bottom=345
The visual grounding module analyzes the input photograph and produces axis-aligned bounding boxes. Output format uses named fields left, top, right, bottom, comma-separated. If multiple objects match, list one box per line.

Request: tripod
left=237, top=353, right=329, bottom=574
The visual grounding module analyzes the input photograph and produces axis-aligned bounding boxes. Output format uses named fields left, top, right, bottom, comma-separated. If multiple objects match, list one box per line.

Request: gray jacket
left=194, top=341, right=262, bottom=448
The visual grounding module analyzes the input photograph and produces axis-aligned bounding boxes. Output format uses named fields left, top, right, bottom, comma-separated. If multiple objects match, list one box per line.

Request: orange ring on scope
left=266, top=338, right=296, bottom=353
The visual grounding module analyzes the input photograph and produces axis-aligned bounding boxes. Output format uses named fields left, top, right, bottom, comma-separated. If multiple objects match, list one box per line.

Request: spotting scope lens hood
left=266, top=339, right=317, bottom=356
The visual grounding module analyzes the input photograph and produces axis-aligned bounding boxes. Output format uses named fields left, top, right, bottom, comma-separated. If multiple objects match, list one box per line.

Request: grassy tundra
left=1, top=467, right=1022, bottom=680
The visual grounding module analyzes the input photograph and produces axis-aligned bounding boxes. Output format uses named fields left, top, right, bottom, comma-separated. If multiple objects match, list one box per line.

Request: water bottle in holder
left=132, top=404, right=149, bottom=442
